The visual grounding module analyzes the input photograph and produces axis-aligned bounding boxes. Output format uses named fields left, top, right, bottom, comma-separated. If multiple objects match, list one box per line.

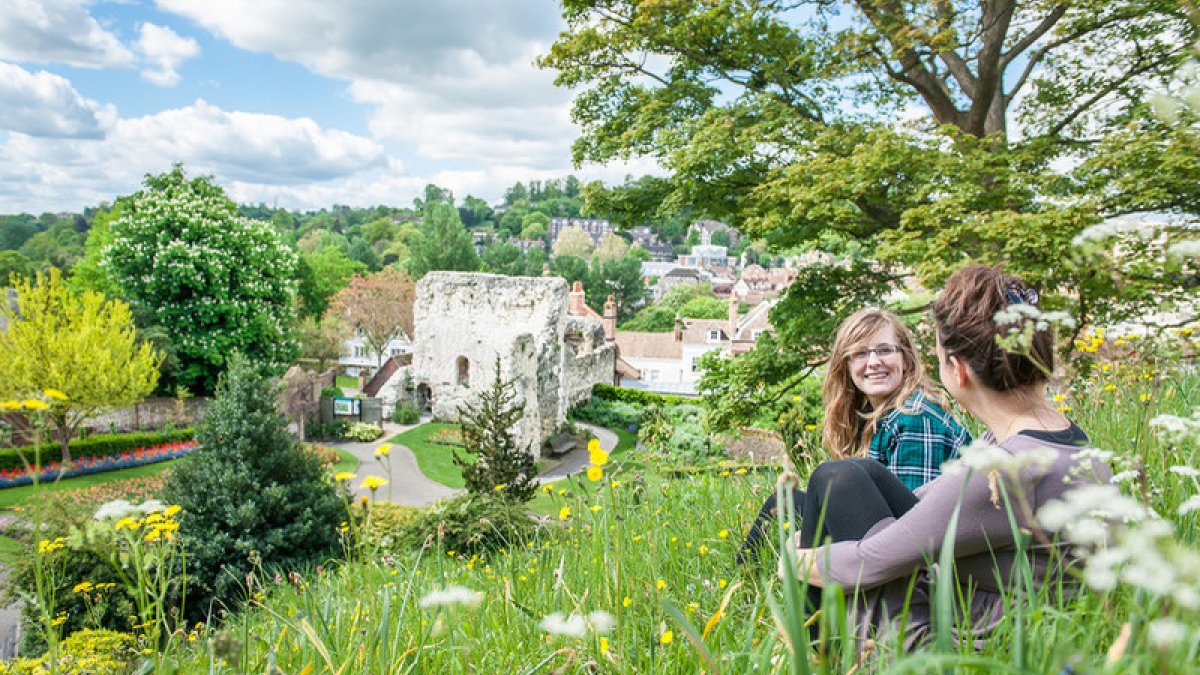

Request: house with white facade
left=614, top=297, right=776, bottom=395
left=339, top=331, right=413, bottom=378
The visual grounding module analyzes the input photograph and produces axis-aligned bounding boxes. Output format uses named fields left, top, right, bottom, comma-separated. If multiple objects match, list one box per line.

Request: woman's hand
left=776, top=533, right=826, bottom=587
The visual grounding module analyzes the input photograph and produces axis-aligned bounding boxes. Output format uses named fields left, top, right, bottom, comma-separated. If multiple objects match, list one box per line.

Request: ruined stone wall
left=562, top=316, right=616, bottom=410
left=84, top=398, right=210, bottom=433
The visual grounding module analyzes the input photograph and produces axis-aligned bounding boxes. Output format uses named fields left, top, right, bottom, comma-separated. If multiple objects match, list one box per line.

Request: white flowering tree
left=102, top=165, right=299, bottom=394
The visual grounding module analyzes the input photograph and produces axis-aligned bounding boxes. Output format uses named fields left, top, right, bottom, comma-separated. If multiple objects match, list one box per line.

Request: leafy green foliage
left=344, top=422, right=383, bottom=442
left=391, top=401, right=420, bottom=425
left=396, top=493, right=536, bottom=555
left=454, top=359, right=538, bottom=503
left=103, top=166, right=298, bottom=394
left=407, top=203, right=479, bottom=279
left=0, top=428, right=194, bottom=471
left=570, top=396, right=642, bottom=430
left=0, top=269, right=162, bottom=462
left=161, top=355, right=343, bottom=623
left=621, top=283, right=729, bottom=331
left=591, top=383, right=692, bottom=407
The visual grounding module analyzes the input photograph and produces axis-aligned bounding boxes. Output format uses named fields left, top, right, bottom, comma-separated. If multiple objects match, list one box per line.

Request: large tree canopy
left=103, top=166, right=298, bottom=394
left=543, top=0, right=1199, bottom=430
left=542, top=0, right=1198, bottom=323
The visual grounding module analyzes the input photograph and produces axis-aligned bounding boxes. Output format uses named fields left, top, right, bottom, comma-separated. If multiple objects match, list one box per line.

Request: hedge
left=0, top=428, right=195, bottom=472
left=590, top=383, right=694, bottom=407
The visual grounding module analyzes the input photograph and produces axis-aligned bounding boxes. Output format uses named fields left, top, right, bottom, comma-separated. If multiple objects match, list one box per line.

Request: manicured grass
left=0, top=460, right=176, bottom=511
left=390, top=422, right=471, bottom=488
left=332, top=448, right=359, bottom=475
left=612, top=425, right=636, bottom=455
left=335, top=375, right=359, bottom=390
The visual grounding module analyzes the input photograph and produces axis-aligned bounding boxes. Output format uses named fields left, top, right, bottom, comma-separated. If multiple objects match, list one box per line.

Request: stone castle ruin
left=410, top=272, right=616, bottom=457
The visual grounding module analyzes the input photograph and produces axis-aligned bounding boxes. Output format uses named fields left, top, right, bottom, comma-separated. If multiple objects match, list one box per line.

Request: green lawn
left=0, top=460, right=176, bottom=511
left=335, top=375, right=358, bottom=390
left=390, top=423, right=469, bottom=488
left=332, top=448, right=358, bottom=474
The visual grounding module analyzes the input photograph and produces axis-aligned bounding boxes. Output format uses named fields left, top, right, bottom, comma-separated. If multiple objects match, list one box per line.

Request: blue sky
left=0, top=0, right=657, bottom=213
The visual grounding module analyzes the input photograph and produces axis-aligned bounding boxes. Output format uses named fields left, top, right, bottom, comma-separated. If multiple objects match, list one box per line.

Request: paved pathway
left=324, top=419, right=618, bottom=506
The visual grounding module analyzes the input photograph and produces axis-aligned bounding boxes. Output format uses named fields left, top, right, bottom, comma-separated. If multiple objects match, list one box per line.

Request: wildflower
left=656, top=579, right=666, bottom=590
left=0, top=400, right=21, bottom=410
left=718, top=579, right=727, bottom=589
left=43, top=389, right=67, bottom=401
left=374, top=444, right=391, bottom=458
left=558, top=507, right=571, bottom=520
left=22, top=399, right=48, bottom=411
left=590, top=505, right=602, bottom=512
left=589, top=439, right=609, bottom=466
left=540, top=610, right=616, bottom=638
left=114, top=517, right=140, bottom=531
left=735, top=468, right=747, bottom=475
left=334, top=472, right=355, bottom=482
left=599, top=637, right=610, bottom=654
left=1178, top=495, right=1200, bottom=516
left=542, top=483, right=555, bottom=494
left=622, top=596, right=631, bottom=607
left=1109, top=470, right=1138, bottom=484
left=493, top=484, right=506, bottom=492
left=660, top=630, right=674, bottom=645
left=137, top=499, right=167, bottom=513
left=698, top=545, right=709, bottom=555
left=804, top=424, right=818, bottom=431
left=1169, top=466, right=1200, bottom=478
left=73, top=581, right=94, bottom=594
left=1147, top=618, right=1188, bottom=650
left=418, top=585, right=483, bottom=609
left=610, top=480, right=621, bottom=488
left=587, top=466, right=603, bottom=482
left=718, top=529, right=729, bottom=539
left=94, top=499, right=136, bottom=521
left=943, top=440, right=1058, bottom=476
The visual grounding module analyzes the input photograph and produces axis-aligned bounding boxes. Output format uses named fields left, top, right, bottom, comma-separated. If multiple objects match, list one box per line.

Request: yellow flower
left=686, top=602, right=699, bottom=614
left=698, top=545, right=709, bottom=555
left=558, top=507, right=571, bottom=520
left=334, top=472, right=355, bottom=482
left=22, top=399, right=48, bottom=411
left=165, top=505, right=182, bottom=518
left=622, top=596, right=631, bottom=607
left=590, top=505, right=602, bottom=512
left=114, top=517, right=140, bottom=531
left=493, top=484, right=506, bottom=492
left=656, top=579, right=666, bottom=590
left=589, top=443, right=609, bottom=467
left=610, top=480, right=621, bottom=488
left=42, top=389, right=67, bottom=401
left=1057, top=405, right=1072, bottom=413
left=587, top=466, right=603, bottom=482
left=660, top=630, right=673, bottom=645
left=718, top=529, right=729, bottom=539
left=599, top=637, right=609, bottom=654
left=718, top=579, right=728, bottom=589
left=73, top=581, right=94, bottom=594
left=1139, top=393, right=1151, bottom=403
left=735, top=468, right=747, bottom=475
left=363, top=475, right=387, bottom=491
left=0, top=400, right=20, bottom=410
left=1052, top=394, right=1064, bottom=403
left=1104, top=384, right=1116, bottom=392
left=804, top=424, right=818, bottom=431
left=374, top=444, right=391, bottom=458
left=542, top=483, right=555, bottom=494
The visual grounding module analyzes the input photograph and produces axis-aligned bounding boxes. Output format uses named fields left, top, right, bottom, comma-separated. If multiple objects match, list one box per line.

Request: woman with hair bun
left=736, top=308, right=970, bottom=563
left=782, top=264, right=1112, bottom=650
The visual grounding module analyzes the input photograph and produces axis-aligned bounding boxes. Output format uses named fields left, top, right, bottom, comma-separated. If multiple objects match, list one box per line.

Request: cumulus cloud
left=0, top=62, right=111, bottom=138
left=0, top=0, right=133, bottom=67
left=0, top=100, right=387, bottom=212
left=156, top=0, right=575, bottom=166
left=137, top=22, right=199, bottom=86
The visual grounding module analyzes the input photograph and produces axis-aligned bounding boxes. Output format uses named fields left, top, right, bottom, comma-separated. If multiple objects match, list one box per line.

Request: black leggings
left=736, top=459, right=918, bottom=563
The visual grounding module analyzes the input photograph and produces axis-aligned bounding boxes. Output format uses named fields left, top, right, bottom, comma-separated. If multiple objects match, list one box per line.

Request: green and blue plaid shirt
left=868, top=391, right=971, bottom=491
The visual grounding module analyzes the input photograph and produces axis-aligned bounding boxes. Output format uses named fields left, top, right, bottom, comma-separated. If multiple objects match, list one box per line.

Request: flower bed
left=0, top=441, right=198, bottom=489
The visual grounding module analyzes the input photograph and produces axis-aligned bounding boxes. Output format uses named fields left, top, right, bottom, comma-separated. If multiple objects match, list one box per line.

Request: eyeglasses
left=846, top=344, right=901, bottom=363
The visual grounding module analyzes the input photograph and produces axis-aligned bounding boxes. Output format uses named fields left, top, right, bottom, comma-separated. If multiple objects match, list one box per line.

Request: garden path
left=326, top=420, right=617, bottom=506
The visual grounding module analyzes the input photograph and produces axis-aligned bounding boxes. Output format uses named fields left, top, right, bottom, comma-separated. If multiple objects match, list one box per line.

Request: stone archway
left=416, top=382, right=433, bottom=413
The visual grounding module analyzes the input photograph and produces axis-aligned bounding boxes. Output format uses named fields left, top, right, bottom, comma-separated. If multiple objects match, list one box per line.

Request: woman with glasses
left=782, top=265, right=1111, bottom=652
left=737, top=308, right=970, bottom=563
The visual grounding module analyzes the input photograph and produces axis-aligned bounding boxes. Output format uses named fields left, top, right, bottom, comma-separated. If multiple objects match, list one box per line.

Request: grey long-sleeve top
left=812, top=429, right=1112, bottom=645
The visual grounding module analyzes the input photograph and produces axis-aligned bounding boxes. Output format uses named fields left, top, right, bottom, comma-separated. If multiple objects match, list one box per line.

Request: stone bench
left=547, top=433, right=578, bottom=458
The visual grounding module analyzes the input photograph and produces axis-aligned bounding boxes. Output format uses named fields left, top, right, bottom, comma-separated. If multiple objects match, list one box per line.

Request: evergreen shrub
left=571, top=396, right=641, bottom=429
left=161, top=355, right=344, bottom=623
left=591, top=383, right=692, bottom=406
left=391, top=401, right=421, bottom=425
left=396, top=493, right=535, bottom=554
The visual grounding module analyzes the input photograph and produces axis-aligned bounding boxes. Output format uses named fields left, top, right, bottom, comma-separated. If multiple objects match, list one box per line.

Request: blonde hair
left=821, top=308, right=946, bottom=460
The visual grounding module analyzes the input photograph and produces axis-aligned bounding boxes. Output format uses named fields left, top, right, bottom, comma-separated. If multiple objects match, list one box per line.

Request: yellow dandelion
left=0, top=400, right=21, bottom=410
left=610, top=480, right=621, bottom=488
left=686, top=602, right=699, bottom=614
left=165, top=505, right=182, bottom=518
left=587, top=466, right=603, bottom=482
left=600, top=637, right=609, bottom=654
left=334, top=472, right=355, bottom=482
left=362, top=476, right=388, bottom=490
left=493, top=484, right=506, bottom=492
left=558, top=507, right=571, bottom=520
left=623, top=596, right=632, bottom=607
left=660, top=630, right=673, bottom=646
left=590, top=505, right=602, bottom=512
left=114, top=517, right=140, bottom=531
left=542, top=483, right=555, bottom=494
left=699, top=545, right=709, bottom=555
left=22, top=399, right=48, bottom=411
left=73, top=581, right=94, bottom=594
left=718, top=529, right=729, bottom=539
left=804, top=424, right=818, bottom=431
left=374, top=444, right=391, bottom=457
left=735, top=468, right=747, bottom=475
left=1052, top=394, right=1064, bottom=403
left=1139, top=393, right=1151, bottom=403
left=42, top=389, right=67, bottom=401
left=1057, top=405, right=1072, bottom=413
left=656, top=579, right=666, bottom=590
left=718, top=579, right=728, bottom=589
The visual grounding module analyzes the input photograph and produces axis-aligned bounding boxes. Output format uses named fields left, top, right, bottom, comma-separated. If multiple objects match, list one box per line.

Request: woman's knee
left=808, top=460, right=869, bottom=498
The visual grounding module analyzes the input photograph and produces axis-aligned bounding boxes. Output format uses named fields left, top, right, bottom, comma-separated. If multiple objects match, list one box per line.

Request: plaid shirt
left=868, top=391, right=971, bottom=491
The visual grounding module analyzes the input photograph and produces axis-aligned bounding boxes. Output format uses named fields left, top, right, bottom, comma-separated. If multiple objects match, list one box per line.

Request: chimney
left=674, top=315, right=682, bottom=342
left=569, top=280, right=586, bottom=316
left=728, top=295, right=739, bottom=341
left=603, top=294, right=617, bottom=341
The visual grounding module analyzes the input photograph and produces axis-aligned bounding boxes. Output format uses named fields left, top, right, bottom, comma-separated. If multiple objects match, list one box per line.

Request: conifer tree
left=454, top=358, right=537, bottom=503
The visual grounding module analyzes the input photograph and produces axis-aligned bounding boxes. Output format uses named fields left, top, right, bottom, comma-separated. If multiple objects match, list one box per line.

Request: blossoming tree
left=102, top=165, right=298, bottom=394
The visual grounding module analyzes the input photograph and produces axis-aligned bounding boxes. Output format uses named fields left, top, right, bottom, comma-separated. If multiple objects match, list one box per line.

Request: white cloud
left=0, top=62, right=111, bottom=138
left=136, top=22, right=199, bottom=86
left=156, top=0, right=576, bottom=167
left=0, top=0, right=133, bottom=67
left=0, top=100, right=387, bottom=212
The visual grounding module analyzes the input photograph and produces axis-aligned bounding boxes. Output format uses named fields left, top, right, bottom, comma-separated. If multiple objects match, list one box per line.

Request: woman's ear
left=947, top=353, right=972, bottom=389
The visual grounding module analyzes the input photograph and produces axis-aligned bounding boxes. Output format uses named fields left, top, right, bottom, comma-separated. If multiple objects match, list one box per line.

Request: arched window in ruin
left=456, top=356, right=469, bottom=387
